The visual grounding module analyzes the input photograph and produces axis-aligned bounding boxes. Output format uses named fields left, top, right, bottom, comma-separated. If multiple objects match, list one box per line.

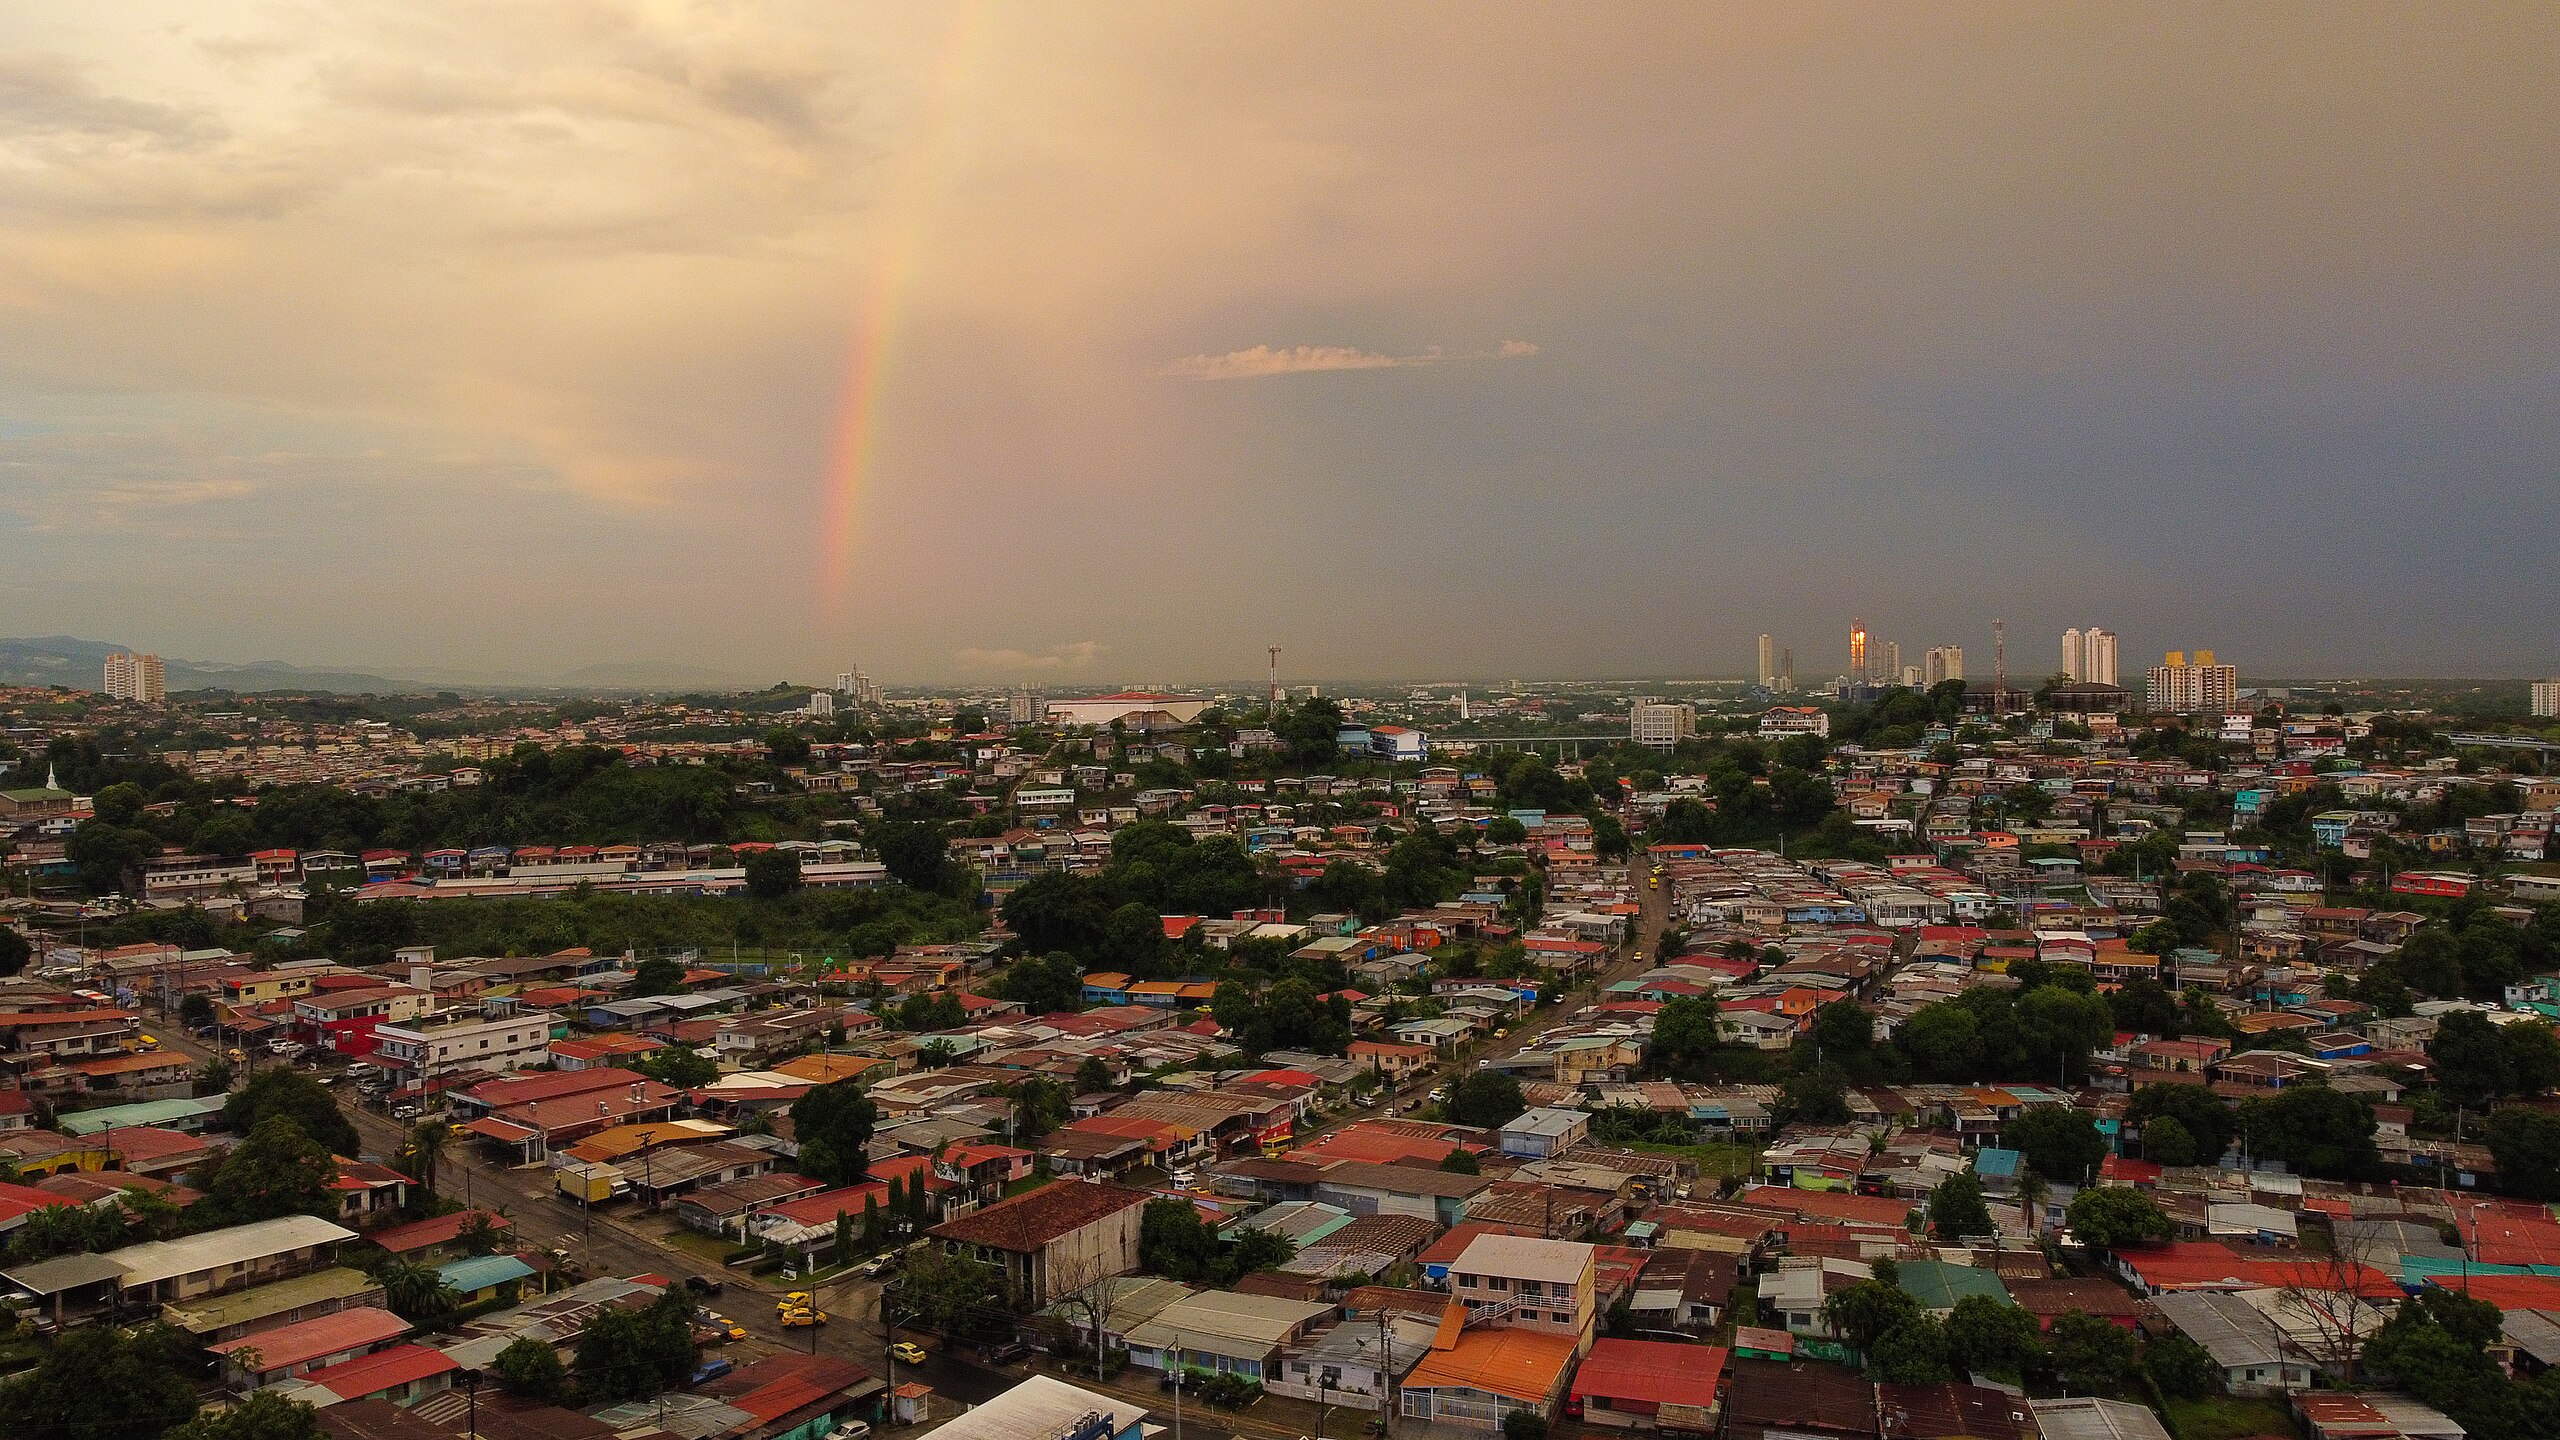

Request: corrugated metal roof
left=104, top=1214, right=357, bottom=1288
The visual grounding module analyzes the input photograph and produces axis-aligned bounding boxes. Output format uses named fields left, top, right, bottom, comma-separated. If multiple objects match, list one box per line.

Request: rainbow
left=816, top=6, right=991, bottom=618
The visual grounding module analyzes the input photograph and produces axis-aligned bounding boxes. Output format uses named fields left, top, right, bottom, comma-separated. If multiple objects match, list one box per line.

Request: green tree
left=2127, top=1084, right=2235, bottom=1164
left=893, top=991, right=966, bottom=1031
left=2004, top=1106, right=2107, bottom=1186
left=1945, top=1294, right=2041, bottom=1380
left=1443, top=1070, right=1526, bottom=1129
left=490, top=1336, right=570, bottom=1405
left=1439, top=1147, right=1481, bottom=1174
left=999, top=952, right=1087, bottom=1016
left=1900, top=1003, right=1985, bottom=1080
left=2138, top=1116, right=2198, bottom=1167
left=223, top=1065, right=359, bottom=1156
left=1010, top=1075, right=1071, bottom=1141
left=7, top=1201, right=126, bottom=1262
left=1777, top=1064, right=1851, bottom=1126
left=744, top=848, right=803, bottom=899
left=2431, top=1011, right=2516, bottom=1109
left=575, top=1286, right=699, bottom=1403
left=2487, top=1107, right=2560, bottom=1201
left=2236, top=1083, right=2379, bottom=1179
left=1928, top=1172, right=1994, bottom=1243
left=1501, top=1409, right=1548, bottom=1440
left=2144, top=1332, right=2218, bottom=1400
left=1225, top=1226, right=1298, bottom=1282
left=2064, top=1186, right=2172, bottom=1249
left=0, top=1322, right=201, bottom=1440
left=373, top=1258, right=462, bottom=1330
left=1140, top=1197, right=1221, bottom=1282
left=1074, top=1055, right=1115, bottom=1094
left=198, top=1116, right=339, bottom=1226
left=0, top=927, right=28, bottom=979
left=629, top=954, right=688, bottom=997
left=2045, top=1311, right=2139, bottom=1394
left=1871, top=1314, right=1954, bottom=1384
left=790, top=1080, right=879, bottom=1185
left=1485, top=816, right=1528, bottom=845
left=1648, top=995, right=1723, bottom=1077
left=403, top=1119, right=451, bottom=1197
left=873, top=822, right=952, bottom=891
left=636, top=1044, right=718, bottom=1090
left=1824, top=1279, right=1922, bottom=1354
left=897, top=1244, right=1014, bottom=1341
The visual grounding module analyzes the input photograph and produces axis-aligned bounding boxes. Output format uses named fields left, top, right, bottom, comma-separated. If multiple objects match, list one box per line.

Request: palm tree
left=2018, top=1171, right=2048, bottom=1233
left=377, top=1259, right=460, bottom=1329
left=405, top=1120, right=451, bottom=1197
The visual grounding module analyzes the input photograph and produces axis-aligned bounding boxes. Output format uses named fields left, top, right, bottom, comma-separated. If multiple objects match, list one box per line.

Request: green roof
left=56, top=1096, right=228, bottom=1135
left=1894, top=1259, right=2013, bottom=1311
left=0, top=788, right=69, bottom=803
left=160, top=1267, right=383, bottom=1335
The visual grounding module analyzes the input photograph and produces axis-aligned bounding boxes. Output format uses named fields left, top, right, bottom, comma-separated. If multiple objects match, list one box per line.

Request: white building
left=1757, top=634, right=1775, bottom=689
left=2534, top=679, right=2560, bottom=719
left=2146, top=650, right=2239, bottom=713
left=1757, top=706, right=1830, bottom=739
left=1629, top=702, right=1695, bottom=749
left=1925, top=645, right=1965, bottom=686
left=1041, top=692, right=1210, bottom=729
left=370, top=1006, right=554, bottom=1080
left=104, top=652, right=166, bottom=703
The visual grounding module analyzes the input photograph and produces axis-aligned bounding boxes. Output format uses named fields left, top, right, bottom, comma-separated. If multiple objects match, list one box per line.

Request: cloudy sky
left=1, top=3, right=2554, bottom=686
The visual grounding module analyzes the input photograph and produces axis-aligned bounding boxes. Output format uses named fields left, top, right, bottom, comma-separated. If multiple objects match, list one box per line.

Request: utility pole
left=1268, top=647, right=1283, bottom=721
left=1377, top=1308, right=1397, bottom=1439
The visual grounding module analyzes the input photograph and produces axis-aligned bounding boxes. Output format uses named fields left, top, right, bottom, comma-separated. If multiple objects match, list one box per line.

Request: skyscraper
left=2086, top=630, right=2119, bottom=687
left=1884, top=641, right=1902, bottom=685
left=103, top=652, right=165, bottom=703
left=1848, top=622, right=1868, bottom=684
left=2146, top=649, right=2238, bottom=712
left=2062, top=628, right=2086, bottom=682
left=1925, top=645, right=1964, bottom=687
left=2534, top=679, right=2560, bottom=719
left=1757, top=633, right=1775, bottom=689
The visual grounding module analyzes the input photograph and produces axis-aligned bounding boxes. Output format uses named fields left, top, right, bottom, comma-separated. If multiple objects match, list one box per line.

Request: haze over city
left=2, top=4, right=2557, bottom=684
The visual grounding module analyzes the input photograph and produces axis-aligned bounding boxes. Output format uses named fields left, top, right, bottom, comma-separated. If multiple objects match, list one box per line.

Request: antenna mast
left=1993, top=618, right=2007, bottom=719
left=1267, top=645, right=1282, bottom=720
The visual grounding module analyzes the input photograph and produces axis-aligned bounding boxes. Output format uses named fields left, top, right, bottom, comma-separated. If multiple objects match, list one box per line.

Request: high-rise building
left=1849, top=623, right=1869, bottom=684
left=837, top=667, right=881, bottom=707
left=2086, top=630, right=2119, bottom=687
left=2533, top=679, right=2559, bottom=718
left=1757, top=634, right=1775, bottom=689
left=1884, top=642, right=1903, bottom=685
left=2062, top=628, right=2086, bottom=682
left=1925, top=646, right=1965, bottom=687
left=1008, top=691, right=1042, bottom=725
left=2146, top=649, right=2238, bottom=713
left=1900, top=664, right=1924, bottom=688
left=806, top=690, right=834, bottom=717
left=103, top=652, right=165, bottom=703
left=1629, top=701, right=1696, bottom=749
left=1778, top=647, right=1795, bottom=694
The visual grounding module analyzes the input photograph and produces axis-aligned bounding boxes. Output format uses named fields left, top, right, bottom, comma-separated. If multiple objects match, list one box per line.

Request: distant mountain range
left=0, top=636, right=757, bottom=696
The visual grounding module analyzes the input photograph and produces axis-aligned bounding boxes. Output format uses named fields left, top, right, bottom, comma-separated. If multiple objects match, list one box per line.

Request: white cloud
left=1158, top=340, right=1539, bottom=380
left=953, top=640, right=1108, bottom=672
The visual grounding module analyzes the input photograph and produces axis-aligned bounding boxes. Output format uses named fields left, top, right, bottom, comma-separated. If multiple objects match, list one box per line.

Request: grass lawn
left=2166, top=1396, right=2299, bottom=1440
left=1622, top=1140, right=1760, bottom=1183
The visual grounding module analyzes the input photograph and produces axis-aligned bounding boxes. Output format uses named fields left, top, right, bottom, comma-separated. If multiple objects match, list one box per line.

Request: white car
left=826, top=1422, right=872, bottom=1440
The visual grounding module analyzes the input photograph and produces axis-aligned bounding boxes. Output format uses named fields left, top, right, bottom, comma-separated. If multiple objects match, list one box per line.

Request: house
left=1397, top=1325, right=1582, bottom=1431
left=434, top=1254, right=535, bottom=1306
left=1497, top=1108, right=1591, bottom=1160
left=1266, top=1313, right=1438, bottom=1406
left=2149, top=1291, right=2314, bottom=1396
left=1121, top=1289, right=1336, bottom=1380
left=206, top=1306, right=411, bottom=1391
left=2029, top=1398, right=2172, bottom=1440
left=1566, top=1338, right=1729, bottom=1432
left=1723, top=1357, right=1880, bottom=1440
left=102, top=1215, right=358, bottom=1305
left=698, top=1352, right=885, bottom=1440
left=927, top=1181, right=1149, bottom=1308
left=1877, top=1383, right=2038, bottom=1440
left=360, top=1209, right=511, bottom=1264
left=282, top=1343, right=459, bottom=1407
left=917, top=1374, right=1149, bottom=1440
left=1447, top=1233, right=1597, bottom=1349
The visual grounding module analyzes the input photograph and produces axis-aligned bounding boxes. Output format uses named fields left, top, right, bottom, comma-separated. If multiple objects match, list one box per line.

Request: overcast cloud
left=0, top=3, right=2553, bottom=685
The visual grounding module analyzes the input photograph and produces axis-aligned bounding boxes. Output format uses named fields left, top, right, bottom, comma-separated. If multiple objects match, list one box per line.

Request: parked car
left=687, top=1358, right=734, bottom=1387
left=684, top=1275, right=722, bottom=1296
left=889, top=1341, right=926, bottom=1365
left=825, top=1422, right=872, bottom=1440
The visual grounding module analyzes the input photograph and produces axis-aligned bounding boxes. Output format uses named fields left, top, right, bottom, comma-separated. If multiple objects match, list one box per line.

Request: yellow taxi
left=781, top=1306, right=829, bottom=1329
left=890, top=1341, right=926, bottom=1365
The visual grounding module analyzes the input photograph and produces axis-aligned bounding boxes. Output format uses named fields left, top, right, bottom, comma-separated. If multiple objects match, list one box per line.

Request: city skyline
left=1, top=6, right=2556, bottom=683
